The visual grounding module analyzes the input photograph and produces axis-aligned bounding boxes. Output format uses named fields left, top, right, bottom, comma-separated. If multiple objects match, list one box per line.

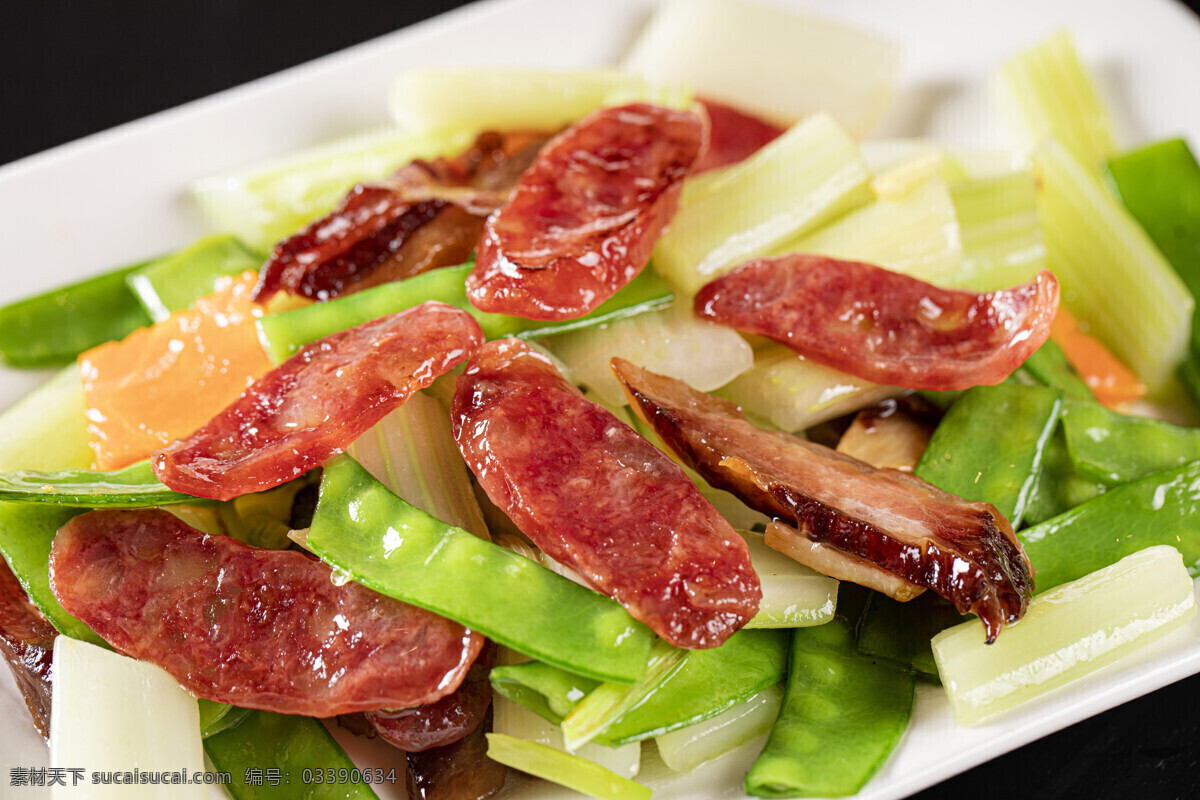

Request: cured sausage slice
left=253, top=131, right=546, bottom=302
left=451, top=339, right=760, bottom=649
left=367, top=642, right=495, bottom=753
left=611, top=358, right=1032, bottom=643
left=0, top=558, right=56, bottom=739
left=152, top=301, right=483, bottom=501
left=694, top=254, right=1060, bottom=391
left=693, top=98, right=784, bottom=173
left=49, top=509, right=482, bottom=716
left=467, top=104, right=705, bottom=321
left=405, top=706, right=506, bottom=800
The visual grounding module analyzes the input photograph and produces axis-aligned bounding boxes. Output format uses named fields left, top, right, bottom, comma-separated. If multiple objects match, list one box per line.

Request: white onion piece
left=50, top=637, right=206, bottom=800
left=741, top=531, right=838, bottom=629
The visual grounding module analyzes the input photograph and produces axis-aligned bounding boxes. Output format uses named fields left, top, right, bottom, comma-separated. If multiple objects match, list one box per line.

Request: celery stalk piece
left=493, top=695, right=641, bottom=779
left=995, top=31, right=1116, bottom=171
left=717, top=345, right=900, bottom=433
left=656, top=684, right=783, bottom=774
left=191, top=127, right=474, bottom=251
left=389, top=68, right=687, bottom=134
left=348, top=391, right=488, bottom=537
left=543, top=302, right=753, bottom=408
left=948, top=170, right=1047, bottom=292
left=654, top=113, right=872, bottom=296
left=933, top=545, right=1197, bottom=726
left=1033, top=139, right=1193, bottom=392
left=622, top=0, right=900, bottom=137
left=127, top=234, right=264, bottom=322
left=561, top=639, right=687, bottom=751
left=767, top=173, right=963, bottom=286
left=741, top=531, right=837, bottom=629
left=50, top=637, right=207, bottom=800
left=0, top=365, right=93, bottom=471
left=487, top=733, right=652, bottom=800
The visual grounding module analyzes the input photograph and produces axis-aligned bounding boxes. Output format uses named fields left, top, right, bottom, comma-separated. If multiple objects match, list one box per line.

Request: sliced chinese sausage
left=694, top=254, right=1060, bottom=391
left=467, top=103, right=706, bottom=321
left=254, top=131, right=548, bottom=302
left=451, top=339, right=760, bottom=649
left=366, top=641, right=496, bottom=753
left=0, top=557, right=56, bottom=739
left=152, top=301, right=483, bottom=501
left=611, top=358, right=1032, bottom=643
left=49, top=509, right=482, bottom=716
left=693, top=97, right=784, bottom=173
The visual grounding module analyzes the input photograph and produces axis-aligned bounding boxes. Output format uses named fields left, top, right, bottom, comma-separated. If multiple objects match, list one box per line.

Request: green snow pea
left=0, top=259, right=156, bottom=367
left=1023, top=429, right=1106, bottom=527
left=1018, top=339, right=1095, bottom=401
left=0, top=501, right=103, bottom=645
left=204, top=710, right=379, bottom=799
left=1020, top=459, right=1200, bottom=591
left=855, top=592, right=964, bottom=682
left=0, top=459, right=200, bottom=507
left=490, top=661, right=600, bottom=724
left=916, top=383, right=1062, bottom=528
left=744, top=619, right=914, bottom=798
left=1060, top=399, right=1200, bottom=486
left=307, top=456, right=652, bottom=684
left=198, top=700, right=253, bottom=739
left=127, top=233, right=264, bottom=322
left=257, top=262, right=673, bottom=363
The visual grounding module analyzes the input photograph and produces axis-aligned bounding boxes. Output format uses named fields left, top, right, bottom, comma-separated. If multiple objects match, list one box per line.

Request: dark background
left=3, top=2, right=1200, bottom=799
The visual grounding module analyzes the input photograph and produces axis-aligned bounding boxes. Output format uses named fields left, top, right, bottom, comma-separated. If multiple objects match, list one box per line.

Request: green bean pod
left=744, top=619, right=914, bottom=798
left=0, top=460, right=201, bottom=507
left=307, top=455, right=652, bottom=684
left=127, top=233, right=264, bottom=322
left=1060, top=399, right=1200, bottom=485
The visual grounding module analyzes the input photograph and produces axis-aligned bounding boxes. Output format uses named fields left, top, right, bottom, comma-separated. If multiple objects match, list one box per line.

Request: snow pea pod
left=915, top=382, right=1062, bottom=528
left=0, top=459, right=200, bottom=507
left=0, top=501, right=102, bottom=645
left=744, top=618, right=914, bottom=798
left=307, top=456, right=652, bottom=684
left=0, top=259, right=156, bottom=367
left=257, top=262, right=673, bottom=363
left=490, top=661, right=600, bottom=724
left=1019, top=339, right=1094, bottom=401
left=1020, top=459, right=1200, bottom=591
left=1023, top=428, right=1106, bottom=526
left=855, top=592, right=964, bottom=682
left=1061, top=399, right=1200, bottom=486
left=127, top=233, right=264, bottom=322
left=204, top=710, right=380, bottom=799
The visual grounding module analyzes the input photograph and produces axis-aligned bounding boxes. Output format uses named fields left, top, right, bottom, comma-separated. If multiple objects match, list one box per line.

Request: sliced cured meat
left=694, top=98, right=784, bottom=173
left=694, top=254, right=1060, bottom=391
left=611, top=358, right=1032, bottom=642
left=467, top=104, right=705, bottom=321
left=0, top=558, right=56, bottom=739
left=254, top=131, right=547, bottom=302
left=152, top=301, right=483, bottom=501
left=451, top=339, right=759, bottom=649
left=405, top=706, right=506, bottom=800
left=49, top=509, right=481, bottom=716
left=367, top=642, right=495, bottom=753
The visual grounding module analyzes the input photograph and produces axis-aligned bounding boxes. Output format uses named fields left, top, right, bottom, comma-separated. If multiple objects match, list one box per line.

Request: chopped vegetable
left=933, top=545, right=1196, bottom=725
left=856, top=592, right=965, bottom=680
left=0, top=366, right=93, bottom=472
left=654, top=112, right=872, bottom=295
left=79, top=271, right=273, bottom=470
left=1050, top=307, right=1147, bottom=407
left=492, top=693, right=642, bottom=779
left=1032, top=138, right=1193, bottom=392
left=205, top=710, right=380, bottom=799
left=192, top=126, right=474, bottom=251
left=126, top=233, right=265, bottom=322
left=949, top=170, right=1047, bottom=292
left=50, top=636, right=207, bottom=800
left=1059, top=398, right=1200, bottom=485
left=915, top=383, right=1062, bottom=528
left=656, top=683, right=783, bottom=774
left=740, top=532, right=838, bottom=630
left=1022, top=428, right=1106, bottom=526
left=996, top=31, right=1116, bottom=170
left=1020, top=460, right=1200, bottom=590
left=486, top=733, right=652, bottom=800
left=0, top=258, right=154, bottom=367
left=623, top=0, right=900, bottom=137
left=744, top=619, right=915, bottom=798
left=256, top=262, right=673, bottom=363
left=0, top=460, right=198, bottom=507
left=307, top=455, right=653, bottom=683
left=491, top=660, right=601, bottom=725
left=1019, top=338, right=1095, bottom=402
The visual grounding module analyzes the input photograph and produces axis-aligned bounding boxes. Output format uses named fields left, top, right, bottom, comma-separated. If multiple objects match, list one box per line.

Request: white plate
left=2, top=1, right=1200, bottom=798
